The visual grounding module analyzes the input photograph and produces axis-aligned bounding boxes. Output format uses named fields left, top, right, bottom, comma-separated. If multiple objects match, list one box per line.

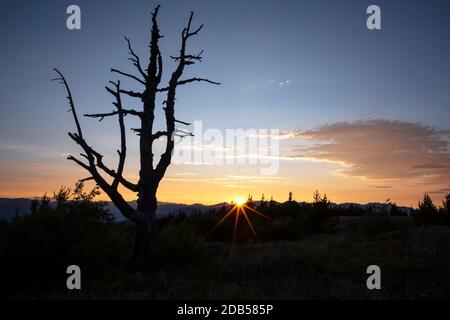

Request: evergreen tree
left=439, top=193, right=450, bottom=225
left=415, top=193, right=438, bottom=226
left=260, top=194, right=267, bottom=208
left=288, top=191, right=293, bottom=203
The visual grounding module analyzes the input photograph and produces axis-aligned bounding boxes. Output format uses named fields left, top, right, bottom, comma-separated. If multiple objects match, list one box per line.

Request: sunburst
left=205, top=200, right=273, bottom=243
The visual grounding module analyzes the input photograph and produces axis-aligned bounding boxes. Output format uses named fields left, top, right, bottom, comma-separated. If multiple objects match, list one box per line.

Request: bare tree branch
left=111, top=68, right=145, bottom=85
left=174, top=128, right=194, bottom=138
left=110, top=81, right=126, bottom=190
left=170, top=50, right=203, bottom=63
left=174, top=133, right=194, bottom=138
left=53, top=69, right=83, bottom=140
left=175, top=119, right=191, bottom=126
left=78, top=176, right=94, bottom=182
left=67, top=155, right=91, bottom=171
left=156, top=49, right=163, bottom=85
left=147, top=4, right=163, bottom=89
left=124, top=36, right=147, bottom=80
left=154, top=11, right=210, bottom=183
left=119, top=89, right=143, bottom=98
left=177, top=77, right=221, bottom=86
left=84, top=109, right=142, bottom=121
left=152, top=131, right=167, bottom=140
left=183, top=12, right=204, bottom=39
left=54, top=69, right=141, bottom=224
left=157, top=77, right=220, bottom=91
left=66, top=121, right=139, bottom=193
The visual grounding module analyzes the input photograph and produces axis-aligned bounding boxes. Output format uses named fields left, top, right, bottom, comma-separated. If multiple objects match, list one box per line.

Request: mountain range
left=0, top=198, right=228, bottom=222
left=0, top=198, right=412, bottom=222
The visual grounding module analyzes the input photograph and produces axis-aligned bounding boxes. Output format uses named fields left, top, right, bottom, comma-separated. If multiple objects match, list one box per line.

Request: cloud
left=278, top=80, right=291, bottom=87
left=165, top=174, right=279, bottom=186
left=426, top=187, right=450, bottom=195
left=290, top=119, right=450, bottom=184
left=266, top=79, right=292, bottom=88
left=224, top=184, right=255, bottom=189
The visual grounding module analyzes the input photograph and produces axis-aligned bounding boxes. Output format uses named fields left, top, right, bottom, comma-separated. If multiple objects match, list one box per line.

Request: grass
left=49, top=219, right=450, bottom=300
left=2, top=196, right=450, bottom=300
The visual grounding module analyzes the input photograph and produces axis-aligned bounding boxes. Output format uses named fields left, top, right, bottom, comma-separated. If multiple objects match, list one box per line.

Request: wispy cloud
left=278, top=80, right=291, bottom=87
left=289, top=119, right=450, bottom=185
left=267, top=79, right=292, bottom=88
left=165, top=174, right=279, bottom=185
left=426, top=187, right=450, bottom=195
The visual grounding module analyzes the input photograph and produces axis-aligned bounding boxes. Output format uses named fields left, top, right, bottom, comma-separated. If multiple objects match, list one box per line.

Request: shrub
left=268, top=215, right=308, bottom=241
left=149, top=222, right=210, bottom=269
left=0, top=184, right=132, bottom=298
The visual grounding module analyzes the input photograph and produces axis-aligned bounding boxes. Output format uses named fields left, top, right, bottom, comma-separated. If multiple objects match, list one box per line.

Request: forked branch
left=124, top=36, right=147, bottom=80
left=54, top=69, right=140, bottom=223
left=154, top=11, right=220, bottom=183
left=110, top=68, right=146, bottom=85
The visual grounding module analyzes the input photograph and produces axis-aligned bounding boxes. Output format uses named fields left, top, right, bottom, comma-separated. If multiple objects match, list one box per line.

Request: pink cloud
left=292, top=119, right=450, bottom=185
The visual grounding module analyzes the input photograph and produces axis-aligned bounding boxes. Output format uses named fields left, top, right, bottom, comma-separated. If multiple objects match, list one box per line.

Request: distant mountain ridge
left=0, top=198, right=32, bottom=221
left=0, top=198, right=229, bottom=221
left=0, top=198, right=412, bottom=222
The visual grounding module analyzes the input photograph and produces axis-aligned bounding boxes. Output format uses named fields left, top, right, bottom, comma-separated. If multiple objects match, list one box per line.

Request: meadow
left=1, top=187, right=449, bottom=299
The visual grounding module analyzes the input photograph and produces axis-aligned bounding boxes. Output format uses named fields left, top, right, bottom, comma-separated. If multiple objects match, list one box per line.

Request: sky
left=0, top=0, right=449, bottom=206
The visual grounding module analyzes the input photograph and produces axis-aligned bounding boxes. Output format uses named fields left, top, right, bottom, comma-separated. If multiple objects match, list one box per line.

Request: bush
left=149, top=222, right=210, bottom=269
left=0, top=185, right=133, bottom=298
left=267, top=215, right=308, bottom=241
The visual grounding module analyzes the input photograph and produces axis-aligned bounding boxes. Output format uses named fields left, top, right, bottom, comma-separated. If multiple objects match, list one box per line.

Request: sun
left=234, top=197, right=246, bottom=206
left=205, top=197, right=274, bottom=243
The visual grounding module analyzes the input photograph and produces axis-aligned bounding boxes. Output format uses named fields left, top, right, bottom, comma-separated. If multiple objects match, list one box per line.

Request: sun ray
left=241, top=208, right=259, bottom=242
left=232, top=206, right=241, bottom=242
left=206, top=200, right=273, bottom=243
left=204, top=205, right=237, bottom=239
left=242, top=204, right=273, bottom=222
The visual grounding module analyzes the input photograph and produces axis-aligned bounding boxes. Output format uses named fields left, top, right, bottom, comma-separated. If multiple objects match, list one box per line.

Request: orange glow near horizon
left=0, top=173, right=447, bottom=208
left=0, top=160, right=448, bottom=208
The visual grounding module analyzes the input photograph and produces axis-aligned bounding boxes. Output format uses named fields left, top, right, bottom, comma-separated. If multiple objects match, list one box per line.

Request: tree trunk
left=131, top=195, right=157, bottom=263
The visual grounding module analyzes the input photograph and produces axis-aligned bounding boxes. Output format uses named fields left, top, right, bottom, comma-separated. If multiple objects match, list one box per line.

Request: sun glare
left=234, top=197, right=245, bottom=206
left=205, top=197, right=274, bottom=243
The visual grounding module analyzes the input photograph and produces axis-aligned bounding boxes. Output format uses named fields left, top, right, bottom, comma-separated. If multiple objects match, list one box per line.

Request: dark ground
left=1, top=193, right=449, bottom=300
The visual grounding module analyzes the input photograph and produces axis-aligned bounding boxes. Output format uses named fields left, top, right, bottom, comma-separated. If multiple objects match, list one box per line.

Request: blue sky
left=0, top=0, right=449, bottom=204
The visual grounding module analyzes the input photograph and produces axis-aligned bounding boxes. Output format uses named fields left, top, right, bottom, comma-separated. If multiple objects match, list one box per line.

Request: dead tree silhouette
left=54, top=6, right=220, bottom=262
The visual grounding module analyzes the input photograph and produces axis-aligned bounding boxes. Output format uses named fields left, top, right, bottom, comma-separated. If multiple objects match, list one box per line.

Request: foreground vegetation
left=1, top=185, right=449, bottom=299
